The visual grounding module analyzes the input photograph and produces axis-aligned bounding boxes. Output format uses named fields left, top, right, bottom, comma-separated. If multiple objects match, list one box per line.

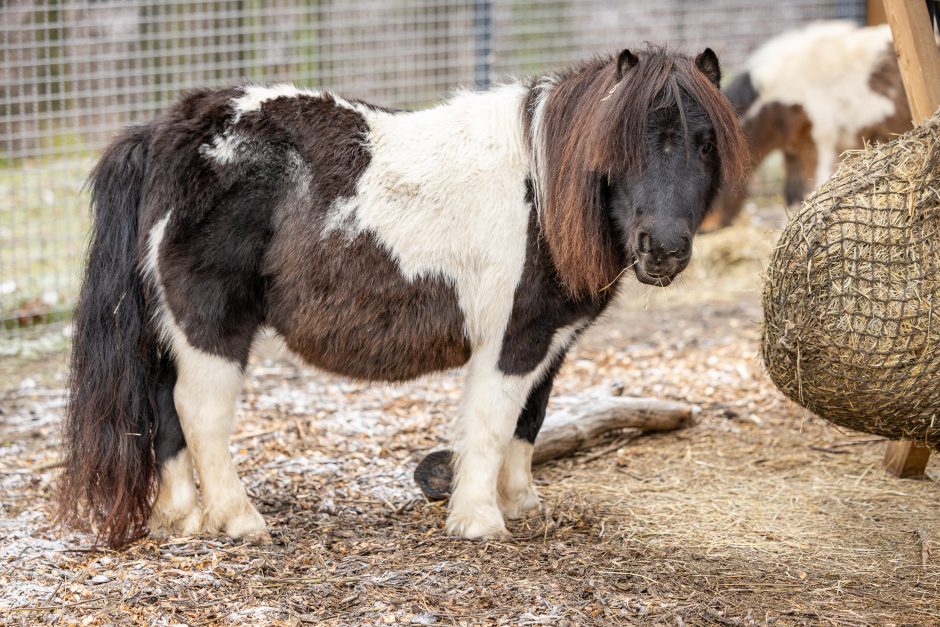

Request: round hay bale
left=762, top=110, right=940, bottom=449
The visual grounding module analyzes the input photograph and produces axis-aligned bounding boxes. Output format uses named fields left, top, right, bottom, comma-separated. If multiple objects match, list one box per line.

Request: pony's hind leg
left=143, top=141, right=272, bottom=542
left=170, top=335, right=269, bottom=543
left=150, top=450, right=201, bottom=536
left=149, top=357, right=201, bottom=536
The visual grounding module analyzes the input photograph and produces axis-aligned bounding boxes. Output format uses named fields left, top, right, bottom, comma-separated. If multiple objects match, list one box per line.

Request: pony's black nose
left=673, top=235, right=692, bottom=261
left=635, top=230, right=691, bottom=265
left=634, top=229, right=692, bottom=284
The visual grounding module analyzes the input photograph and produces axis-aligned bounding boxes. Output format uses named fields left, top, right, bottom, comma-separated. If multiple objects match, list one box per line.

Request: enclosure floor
left=1, top=218, right=938, bottom=626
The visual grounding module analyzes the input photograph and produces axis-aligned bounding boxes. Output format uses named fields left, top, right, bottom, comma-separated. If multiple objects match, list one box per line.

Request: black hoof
left=414, top=449, right=454, bottom=500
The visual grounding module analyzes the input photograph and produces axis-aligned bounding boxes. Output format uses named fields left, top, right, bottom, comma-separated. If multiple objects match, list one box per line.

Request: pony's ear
left=615, top=49, right=640, bottom=81
left=695, top=48, right=721, bottom=87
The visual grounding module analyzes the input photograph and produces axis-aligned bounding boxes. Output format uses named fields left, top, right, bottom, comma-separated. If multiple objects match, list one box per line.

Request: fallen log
left=414, top=395, right=695, bottom=500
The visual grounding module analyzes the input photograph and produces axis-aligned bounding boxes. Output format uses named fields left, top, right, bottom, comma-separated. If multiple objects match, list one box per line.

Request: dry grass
left=1, top=219, right=939, bottom=625
left=763, top=111, right=940, bottom=447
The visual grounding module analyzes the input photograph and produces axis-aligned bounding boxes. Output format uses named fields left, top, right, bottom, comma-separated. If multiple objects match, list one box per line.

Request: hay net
left=762, top=109, right=940, bottom=449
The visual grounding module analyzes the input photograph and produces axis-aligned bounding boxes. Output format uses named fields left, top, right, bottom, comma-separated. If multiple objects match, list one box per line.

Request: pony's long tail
left=58, top=124, right=161, bottom=549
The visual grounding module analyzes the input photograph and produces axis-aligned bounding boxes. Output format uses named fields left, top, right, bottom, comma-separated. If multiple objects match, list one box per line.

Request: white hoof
left=497, top=440, right=540, bottom=520
left=149, top=452, right=202, bottom=537
left=445, top=505, right=509, bottom=540
left=204, top=501, right=271, bottom=544
left=499, top=484, right=541, bottom=520
left=149, top=502, right=203, bottom=537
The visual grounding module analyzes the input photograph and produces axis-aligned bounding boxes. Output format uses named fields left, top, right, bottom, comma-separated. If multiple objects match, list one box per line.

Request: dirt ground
left=1, top=210, right=939, bottom=626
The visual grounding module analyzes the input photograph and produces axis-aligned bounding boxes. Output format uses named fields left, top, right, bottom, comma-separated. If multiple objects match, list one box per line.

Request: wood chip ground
left=1, top=216, right=938, bottom=625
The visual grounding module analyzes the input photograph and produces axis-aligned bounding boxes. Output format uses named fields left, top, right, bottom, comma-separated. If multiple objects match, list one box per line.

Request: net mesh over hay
left=762, top=110, right=940, bottom=449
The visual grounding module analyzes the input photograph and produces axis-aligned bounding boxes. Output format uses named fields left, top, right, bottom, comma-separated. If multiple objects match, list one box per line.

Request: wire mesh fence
left=1, top=0, right=865, bottom=336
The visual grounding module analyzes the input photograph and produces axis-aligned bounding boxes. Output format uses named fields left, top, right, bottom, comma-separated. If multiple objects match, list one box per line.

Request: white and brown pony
left=702, top=21, right=912, bottom=231
left=58, top=46, right=745, bottom=548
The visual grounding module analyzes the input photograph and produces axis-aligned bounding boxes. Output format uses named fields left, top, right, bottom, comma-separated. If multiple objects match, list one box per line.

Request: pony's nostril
left=637, top=231, right=651, bottom=255
left=678, top=235, right=691, bottom=258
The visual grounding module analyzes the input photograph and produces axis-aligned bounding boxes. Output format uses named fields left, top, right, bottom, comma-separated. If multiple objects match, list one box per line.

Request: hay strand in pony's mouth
left=600, top=258, right=638, bottom=292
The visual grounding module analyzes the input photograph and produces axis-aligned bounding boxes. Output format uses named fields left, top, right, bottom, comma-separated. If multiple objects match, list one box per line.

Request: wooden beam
left=884, top=0, right=940, bottom=123
left=530, top=396, right=694, bottom=464
left=867, top=0, right=887, bottom=26
left=884, top=440, right=932, bottom=478
left=882, top=0, right=939, bottom=477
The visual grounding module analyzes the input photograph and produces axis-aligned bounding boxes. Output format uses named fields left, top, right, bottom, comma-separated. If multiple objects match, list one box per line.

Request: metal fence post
left=473, top=0, right=492, bottom=89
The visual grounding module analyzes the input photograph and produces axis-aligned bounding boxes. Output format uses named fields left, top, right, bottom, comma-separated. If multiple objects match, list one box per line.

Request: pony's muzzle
left=634, top=229, right=691, bottom=286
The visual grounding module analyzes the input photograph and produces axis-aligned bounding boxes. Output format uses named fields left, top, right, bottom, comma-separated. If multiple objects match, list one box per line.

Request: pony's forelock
left=530, top=46, right=747, bottom=299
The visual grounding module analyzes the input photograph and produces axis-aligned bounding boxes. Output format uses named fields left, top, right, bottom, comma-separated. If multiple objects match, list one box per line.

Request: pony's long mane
left=528, top=46, right=747, bottom=299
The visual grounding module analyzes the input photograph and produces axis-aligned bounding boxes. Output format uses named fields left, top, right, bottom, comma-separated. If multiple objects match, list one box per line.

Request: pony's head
left=532, top=46, right=746, bottom=295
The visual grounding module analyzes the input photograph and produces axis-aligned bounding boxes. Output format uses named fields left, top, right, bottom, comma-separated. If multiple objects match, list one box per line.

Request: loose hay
left=763, top=109, right=940, bottom=448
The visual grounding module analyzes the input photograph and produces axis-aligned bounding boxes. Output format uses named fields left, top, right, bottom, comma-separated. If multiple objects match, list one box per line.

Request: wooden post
left=884, top=0, right=940, bottom=122
left=881, top=0, right=940, bottom=477
left=867, top=0, right=887, bottom=25
left=885, top=440, right=933, bottom=477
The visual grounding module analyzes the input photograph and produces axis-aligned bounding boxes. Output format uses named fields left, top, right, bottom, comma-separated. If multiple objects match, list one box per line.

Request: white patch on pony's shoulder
left=746, top=21, right=896, bottom=176
left=322, top=83, right=532, bottom=345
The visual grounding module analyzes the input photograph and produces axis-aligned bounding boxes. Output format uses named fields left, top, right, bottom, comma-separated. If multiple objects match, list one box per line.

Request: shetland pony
left=700, top=21, right=912, bottom=231
left=58, top=46, right=745, bottom=548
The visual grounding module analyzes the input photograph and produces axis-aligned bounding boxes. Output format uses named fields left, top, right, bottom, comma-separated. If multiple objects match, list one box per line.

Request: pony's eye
left=701, top=142, right=714, bottom=155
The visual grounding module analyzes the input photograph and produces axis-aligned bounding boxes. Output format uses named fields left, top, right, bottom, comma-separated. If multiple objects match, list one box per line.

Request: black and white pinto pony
left=701, top=21, right=912, bottom=231
left=59, top=46, right=745, bottom=548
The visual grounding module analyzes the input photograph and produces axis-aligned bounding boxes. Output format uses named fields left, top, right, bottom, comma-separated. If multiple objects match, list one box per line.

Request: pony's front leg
left=446, top=355, right=528, bottom=540
left=498, top=357, right=564, bottom=519
left=172, top=341, right=270, bottom=544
